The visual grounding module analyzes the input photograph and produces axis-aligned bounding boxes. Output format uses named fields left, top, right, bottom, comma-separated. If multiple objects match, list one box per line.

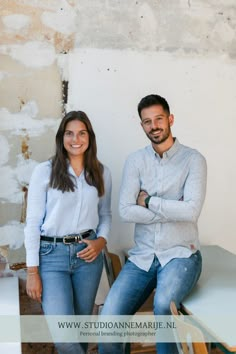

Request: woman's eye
left=65, top=131, right=73, bottom=136
left=79, top=131, right=88, bottom=137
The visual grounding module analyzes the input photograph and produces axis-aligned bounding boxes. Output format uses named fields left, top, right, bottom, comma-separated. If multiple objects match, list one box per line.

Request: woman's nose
left=71, top=134, right=80, bottom=143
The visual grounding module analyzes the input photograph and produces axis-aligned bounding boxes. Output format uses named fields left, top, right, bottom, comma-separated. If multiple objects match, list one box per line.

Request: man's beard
left=146, top=127, right=171, bottom=145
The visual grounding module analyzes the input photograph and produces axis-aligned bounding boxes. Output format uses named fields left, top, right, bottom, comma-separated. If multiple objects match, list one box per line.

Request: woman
left=25, top=111, right=112, bottom=354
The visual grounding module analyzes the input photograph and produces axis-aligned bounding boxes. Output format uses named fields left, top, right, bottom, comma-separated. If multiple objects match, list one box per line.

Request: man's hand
left=77, top=237, right=106, bottom=262
left=137, top=190, right=149, bottom=207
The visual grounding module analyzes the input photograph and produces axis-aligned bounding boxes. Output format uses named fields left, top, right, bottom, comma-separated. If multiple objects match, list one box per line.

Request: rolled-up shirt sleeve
left=149, top=153, right=207, bottom=223
left=96, top=166, right=112, bottom=240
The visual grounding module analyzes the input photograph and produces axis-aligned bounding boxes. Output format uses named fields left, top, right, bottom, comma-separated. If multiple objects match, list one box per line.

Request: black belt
left=40, top=230, right=93, bottom=244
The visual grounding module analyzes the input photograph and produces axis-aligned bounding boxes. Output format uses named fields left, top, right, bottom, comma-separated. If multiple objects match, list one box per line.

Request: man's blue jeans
left=39, top=231, right=103, bottom=354
left=99, top=251, right=202, bottom=354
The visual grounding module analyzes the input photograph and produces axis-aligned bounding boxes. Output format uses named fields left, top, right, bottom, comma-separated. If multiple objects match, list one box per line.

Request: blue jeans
left=99, top=251, right=202, bottom=354
left=39, top=231, right=103, bottom=354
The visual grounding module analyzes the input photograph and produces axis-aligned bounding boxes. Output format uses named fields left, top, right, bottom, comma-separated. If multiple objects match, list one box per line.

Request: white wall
left=68, top=48, right=236, bottom=254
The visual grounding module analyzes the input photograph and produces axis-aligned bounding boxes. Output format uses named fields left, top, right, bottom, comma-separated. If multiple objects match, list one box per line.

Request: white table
left=182, top=245, right=236, bottom=353
left=0, top=276, right=21, bottom=354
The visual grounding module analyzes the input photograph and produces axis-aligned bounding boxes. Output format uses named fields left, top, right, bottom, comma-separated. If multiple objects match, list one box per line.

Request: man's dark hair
left=137, top=94, right=170, bottom=118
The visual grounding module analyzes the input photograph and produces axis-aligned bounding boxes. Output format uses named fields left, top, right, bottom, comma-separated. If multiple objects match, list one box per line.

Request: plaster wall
left=0, top=0, right=75, bottom=255
left=67, top=48, right=236, bottom=254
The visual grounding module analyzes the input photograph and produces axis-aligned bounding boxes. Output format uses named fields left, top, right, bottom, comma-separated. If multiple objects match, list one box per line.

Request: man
left=99, top=94, right=207, bottom=354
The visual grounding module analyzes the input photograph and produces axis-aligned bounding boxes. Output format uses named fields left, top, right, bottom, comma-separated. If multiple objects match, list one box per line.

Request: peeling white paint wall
left=41, top=5, right=77, bottom=35
left=0, top=135, right=10, bottom=165
left=0, top=42, right=56, bottom=68
left=0, top=222, right=25, bottom=249
left=0, top=101, right=60, bottom=247
left=2, top=14, right=31, bottom=31
left=0, top=1, right=68, bottom=253
left=73, top=0, right=236, bottom=58
left=0, top=101, right=58, bottom=136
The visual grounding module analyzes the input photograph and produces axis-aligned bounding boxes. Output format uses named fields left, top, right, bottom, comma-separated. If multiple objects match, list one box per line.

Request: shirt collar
left=67, top=161, right=84, bottom=179
left=148, top=138, right=180, bottom=159
left=68, top=164, right=76, bottom=177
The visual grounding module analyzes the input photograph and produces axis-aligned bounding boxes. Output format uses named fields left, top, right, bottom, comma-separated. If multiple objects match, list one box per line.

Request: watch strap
left=145, top=196, right=151, bottom=208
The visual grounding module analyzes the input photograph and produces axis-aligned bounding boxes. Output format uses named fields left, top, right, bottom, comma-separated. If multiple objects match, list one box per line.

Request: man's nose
left=151, top=120, right=159, bottom=130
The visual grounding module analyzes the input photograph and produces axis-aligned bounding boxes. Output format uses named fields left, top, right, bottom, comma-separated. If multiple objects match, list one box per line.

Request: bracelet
left=145, top=196, right=151, bottom=208
left=27, top=272, right=39, bottom=276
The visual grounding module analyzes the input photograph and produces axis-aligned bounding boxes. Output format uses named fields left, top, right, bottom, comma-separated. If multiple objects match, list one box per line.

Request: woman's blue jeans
left=39, top=232, right=103, bottom=354
left=99, top=251, right=202, bottom=354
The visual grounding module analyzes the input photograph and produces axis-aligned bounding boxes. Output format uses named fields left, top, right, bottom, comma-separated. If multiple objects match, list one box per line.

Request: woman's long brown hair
left=49, top=111, right=104, bottom=196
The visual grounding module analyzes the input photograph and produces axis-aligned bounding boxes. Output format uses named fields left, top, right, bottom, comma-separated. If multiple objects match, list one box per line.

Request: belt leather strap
left=40, top=229, right=93, bottom=244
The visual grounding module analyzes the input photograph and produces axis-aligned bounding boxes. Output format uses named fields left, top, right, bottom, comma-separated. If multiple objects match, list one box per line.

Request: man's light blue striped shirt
left=119, top=139, right=207, bottom=271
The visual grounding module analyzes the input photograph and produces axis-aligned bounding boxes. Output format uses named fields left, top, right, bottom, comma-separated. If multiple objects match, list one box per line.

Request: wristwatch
left=145, top=195, right=151, bottom=208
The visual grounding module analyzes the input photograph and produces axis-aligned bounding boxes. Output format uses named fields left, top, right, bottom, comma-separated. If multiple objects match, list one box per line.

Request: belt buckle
left=63, top=236, right=72, bottom=244
left=77, top=233, right=83, bottom=241
left=63, top=235, right=81, bottom=244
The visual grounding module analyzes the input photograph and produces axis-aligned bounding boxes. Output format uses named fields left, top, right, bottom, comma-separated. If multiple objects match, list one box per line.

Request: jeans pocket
left=191, top=251, right=202, bottom=283
left=78, top=231, right=97, bottom=248
left=192, top=250, right=202, bottom=264
left=39, top=242, right=55, bottom=256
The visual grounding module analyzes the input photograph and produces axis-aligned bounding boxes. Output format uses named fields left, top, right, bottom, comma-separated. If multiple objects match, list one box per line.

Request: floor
left=21, top=343, right=225, bottom=354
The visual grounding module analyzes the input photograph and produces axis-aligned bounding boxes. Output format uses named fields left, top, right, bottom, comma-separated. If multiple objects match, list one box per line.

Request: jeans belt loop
left=53, top=237, right=56, bottom=247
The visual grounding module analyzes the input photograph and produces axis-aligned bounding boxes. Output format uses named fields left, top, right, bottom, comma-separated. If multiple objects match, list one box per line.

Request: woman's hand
left=26, top=267, right=42, bottom=303
left=77, top=237, right=106, bottom=262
